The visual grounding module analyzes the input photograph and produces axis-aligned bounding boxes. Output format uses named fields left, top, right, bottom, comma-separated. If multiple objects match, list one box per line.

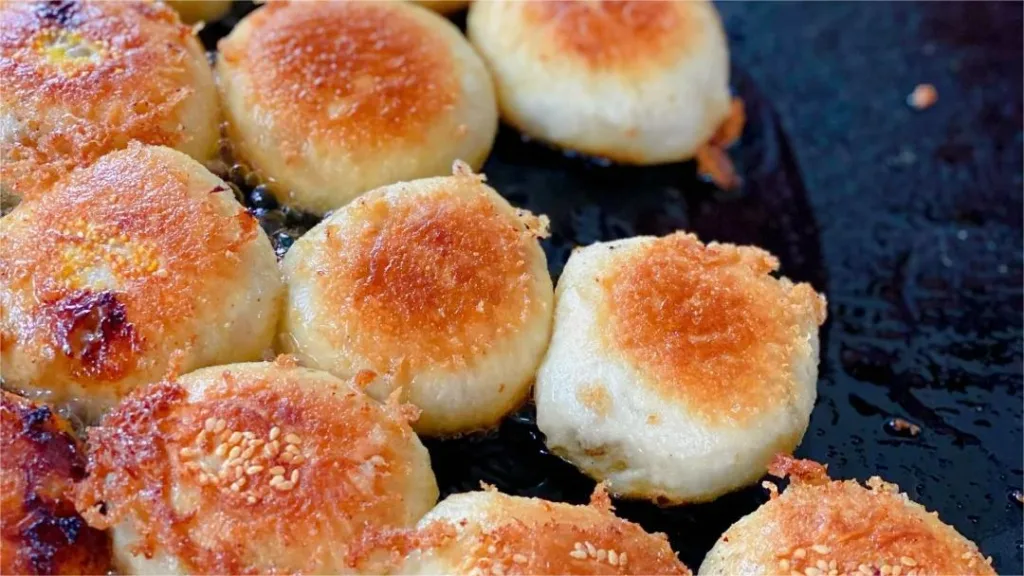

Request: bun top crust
left=0, top=1, right=209, bottom=199
left=519, top=1, right=706, bottom=74
left=0, top=144, right=260, bottom=385
left=218, top=1, right=459, bottom=160
left=292, top=169, right=548, bottom=375
left=76, top=361, right=434, bottom=574
left=600, top=233, right=826, bottom=426
left=723, top=456, right=995, bottom=576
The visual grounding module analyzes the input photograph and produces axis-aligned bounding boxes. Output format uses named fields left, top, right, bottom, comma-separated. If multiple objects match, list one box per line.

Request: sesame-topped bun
left=388, top=486, right=690, bottom=575
left=166, top=0, right=232, bottom=25
left=216, top=1, right=498, bottom=214
left=75, top=360, right=438, bottom=574
left=0, top=144, right=282, bottom=421
left=280, top=164, right=553, bottom=436
left=0, top=1, right=220, bottom=202
left=410, top=0, right=469, bottom=14
left=467, top=0, right=731, bottom=164
left=1, top=391, right=111, bottom=575
left=699, top=456, right=996, bottom=576
left=535, top=233, right=827, bottom=504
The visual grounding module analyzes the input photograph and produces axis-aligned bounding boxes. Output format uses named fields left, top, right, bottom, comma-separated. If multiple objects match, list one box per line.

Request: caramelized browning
left=0, top=144, right=258, bottom=390
left=521, top=1, right=694, bottom=71
left=313, top=181, right=539, bottom=376
left=0, top=1, right=205, bottom=199
left=737, top=456, right=995, bottom=576
left=1, top=391, right=110, bottom=575
left=377, top=489, right=689, bottom=575
left=603, top=233, right=826, bottom=426
left=219, top=1, right=457, bottom=159
left=75, top=365, right=429, bottom=574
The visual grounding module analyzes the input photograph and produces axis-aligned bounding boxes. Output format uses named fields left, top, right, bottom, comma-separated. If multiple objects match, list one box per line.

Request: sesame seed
left=205, top=418, right=217, bottom=432
left=218, top=469, right=229, bottom=480
left=228, top=446, right=241, bottom=459
left=805, top=568, right=821, bottom=576
left=828, top=571, right=837, bottom=576
left=279, top=452, right=294, bottom=464
left=214, top=419, right=227, bottom=433
left=269, top=427, right=281, bottom=441
left=246, top=466, right=264, bottom=475
left=234, top=476, right=246, bottom=488
left=250, top=439, right=265, bottom=448
left=290, top=469, right=299, bottom=483
left=881, top=565, right=892, bottom=576
left=246, top=496, right=256, bottom=504
left=196, top=430, right=208, bottom=445
left=214, top=443, right=228, bottom=457
left=609, top=550, right=618, bottom=566
left=585, top=542, right=596, bottom=557
left=179, top=447, right=196, bottom=458
left=230, top=482, right=241, bottom=492
left=487, top=545, right=497, bottom=554
left=812, top=545, right=831, bottom=555
left=269, top=475, right=284, bottom=486
left=780, top=560, right=791, bottom=570
left=285, top=433, right=301, bottom=444
left=185, top=462, right=200, bottom=472
left=794, top=549, right=807, bottom=559
left=491, top=564, right=505, bottom=576
left=816, top=560, right=829, bottom=571
left=828, top=560, right=837, bottom=571
left=961, top=552, right=973, bottom=560
left=228, top=431, right=243, bottom=445
left=900, top=558, right=916, bottom=567
left=274, top=481, right=295, bottom=491
left=513, top=554, right=527, bottom=564
left=892, top=566, right=902, bottom=576
left=240, top=446, right=255, bottom=460
left=292, top=455, right=306, bottom=465
left=597, top=549, right=607, bottom=561
left=858, top=565, right=872, bottom=575
left=569, top=550, right=587, bottom=560
left=269, top=466, right=285, bottom=475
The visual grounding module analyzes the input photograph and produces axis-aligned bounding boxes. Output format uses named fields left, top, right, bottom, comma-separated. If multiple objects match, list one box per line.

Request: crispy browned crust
left=1, top=391, right=110, bottom=575
left=520, top=1, right=697, bottom=72
left=0, top=1, right=207, bottom=200
left=218, top=1, right=457, bottom=160
left=0, top=144, right=258, bottom=390
left=357, top=486, right=690, bottom=575
left=310, top=175, right=542, bottom=375
left=743, top=455, right=995, bottom=576
left=74, top=362, right=428, bottom=574
left=602, top=233, right=827, bottom=426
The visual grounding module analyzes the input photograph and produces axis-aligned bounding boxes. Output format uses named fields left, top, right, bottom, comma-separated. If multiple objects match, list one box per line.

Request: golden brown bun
left=216, top=1, right=497, bottom=214
left=1, top=391, right=110, bottom=575
left=698, top=456, right=996, bottom=576
left=381, top=487, right=691, bottom=575
left=280, top=164, right=553, bottom=436
left=75, top=360, right=439, bottom=574
left=0, top=0, right=220, bottom=202
left=536, top=234, right=827, bottom=503
left=467, top=0, right=730, bottom=164
left=0, top=144, right=282, bottom=421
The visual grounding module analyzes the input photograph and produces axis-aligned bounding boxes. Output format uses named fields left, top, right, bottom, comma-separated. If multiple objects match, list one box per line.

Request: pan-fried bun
left=698, top=456, right=996, bottom=576
left=535, top=233, right=827, bottom=503
left=467, top=0, right=730, bottom=164
left=0, top=0, right=220, bottom=202
left=1, top=391, right=111, bottom=575
left=391, top=487, right=691, bottom=575
left=216, top=1, right=497, bottom=214
left=280, top=165, right=553, bottom=436
left=75, top=360, right=439, bottom=575
left=0, top=144, right=281, bottom=421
